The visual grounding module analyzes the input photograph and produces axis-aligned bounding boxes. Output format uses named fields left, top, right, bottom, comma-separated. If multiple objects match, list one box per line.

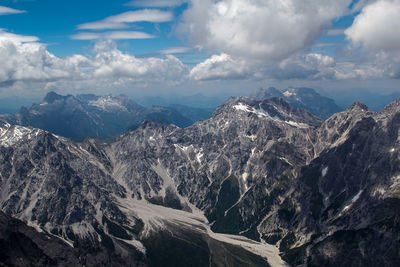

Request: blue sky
left=0, top=0, right=399, bottom=98
left=0, top=0, right=188, bottom=56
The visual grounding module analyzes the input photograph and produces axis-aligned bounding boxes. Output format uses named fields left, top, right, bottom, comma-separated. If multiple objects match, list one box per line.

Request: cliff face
left=260, top=100, right=400, bottom=266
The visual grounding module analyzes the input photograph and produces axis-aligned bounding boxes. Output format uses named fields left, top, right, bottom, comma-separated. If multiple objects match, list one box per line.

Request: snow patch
left=279, top=157, right=292, bottom=166
left=245, top=134, right=257, bottom=141
left=233, top=103, right=275, bottom=119
left=233, top=102, right=308, bottom=128
left=340, top=190, right=363, bottom=215
left=242, top=172, right=249, bottom=190
left=174, top=144, right=203, bottom=164
left=283, top=89, right=296, bottom=97
left=196, top=150, right=204, bottom=163
left=286, top=120, right=309, bottom=129
left=322, top=167, right=328, bottom=177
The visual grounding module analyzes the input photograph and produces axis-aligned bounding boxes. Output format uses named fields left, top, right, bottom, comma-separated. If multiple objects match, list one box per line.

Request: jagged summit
left=42, top=91, right=66, bottom=104
left=347, top=101, right=370, bottom=111
left=377, top=97, right=400, bottom=115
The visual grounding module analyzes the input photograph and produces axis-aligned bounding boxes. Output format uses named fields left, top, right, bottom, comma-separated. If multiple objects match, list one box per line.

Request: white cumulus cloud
left=92, top=43, right=188, bottom=82
left=0, top=31, right=88, bottom=85
left=190, top=53, right=251, bottom=80
left=0, top=32, right=188, bottom=92
left=346, top=0, right=400, bottom=78
left=179, top=0, right=351, bottom=61
left=346, top=0, right=400, bottom=52
left=273, top=53, right=336, bottom=80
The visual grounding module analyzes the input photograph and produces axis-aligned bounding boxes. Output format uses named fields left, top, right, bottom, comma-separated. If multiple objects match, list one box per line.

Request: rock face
left=259, top=100, right=400, bottom=266
left=0, top=92, right=205, bottom=141
left=0, top=96, right=399, bottom=266
left=250, top=87, right=342, bottom=119
left=0, top=210, right=146, bottom=267
left=0, top=210, right=81, bottom=266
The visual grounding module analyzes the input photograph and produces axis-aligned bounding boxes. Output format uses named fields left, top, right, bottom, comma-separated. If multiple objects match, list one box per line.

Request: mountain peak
left=43, top=91, right=65, bottom=104
left=378, top=98, right=400, bottom=114
left=347, top=101, right=369, bottom=112
left=215, top=96, right=322, bottom=129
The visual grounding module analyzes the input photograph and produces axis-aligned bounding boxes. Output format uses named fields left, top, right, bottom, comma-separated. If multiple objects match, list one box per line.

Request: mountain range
left=0, top=92, right=213, bottom=141
left=1, top=95, right=400, bottom=266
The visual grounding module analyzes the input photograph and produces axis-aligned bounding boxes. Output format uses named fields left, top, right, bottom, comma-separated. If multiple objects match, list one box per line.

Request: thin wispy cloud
left=0, top=6, right=26, bottom=15
left=325, top=28, right=346, bottom=36
left=313, top=42, right=343, bottom=48
left=126, top=0, right=188, bottom=7
left=160, top=46, right=191, bottom=55
left=70, top=31, right=156, bottom=40
left=78, top=9, right=173, bottom=30
left=77, top=21, right=128, bottom=30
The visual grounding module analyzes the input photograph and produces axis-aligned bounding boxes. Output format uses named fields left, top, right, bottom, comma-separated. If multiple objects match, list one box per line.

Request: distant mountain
left=0, top=92, right=210, bottom=141
left=250, top=87, right=342, bottom=119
